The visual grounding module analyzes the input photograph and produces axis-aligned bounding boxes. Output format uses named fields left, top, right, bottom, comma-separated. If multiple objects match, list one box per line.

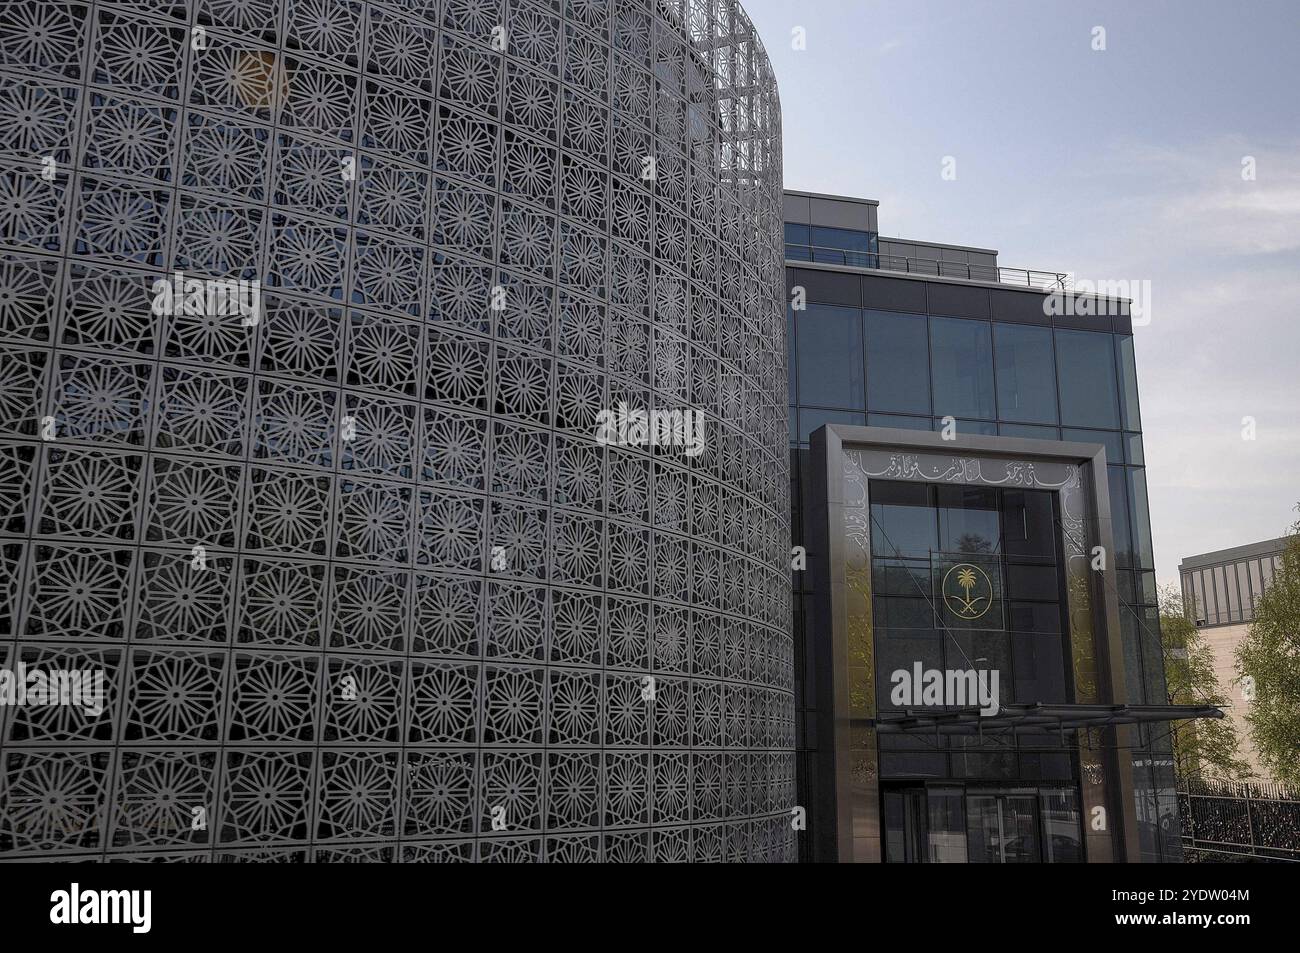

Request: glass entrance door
left=966, top=791, right=1041, bottom=863
left=884, top=786, right=971, bottom=863
left=1040, top=788, right=1084, bottom=862
left=926, top=787, right=969, bottom=862
left=883, top=784, right=1081, bottom=862
left=883, top=788, right=927, bottom=863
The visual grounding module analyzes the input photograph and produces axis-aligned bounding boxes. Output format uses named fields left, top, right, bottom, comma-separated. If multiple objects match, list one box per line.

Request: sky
left=741, top=0, right=1300, bottom=588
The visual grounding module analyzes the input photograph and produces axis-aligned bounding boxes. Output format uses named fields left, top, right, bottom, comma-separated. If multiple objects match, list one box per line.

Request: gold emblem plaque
left=941, top=563, right=994, bottom=621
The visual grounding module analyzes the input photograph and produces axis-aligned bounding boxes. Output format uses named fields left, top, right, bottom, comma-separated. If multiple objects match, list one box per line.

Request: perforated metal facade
left=0, top=0, right=791, bottom=862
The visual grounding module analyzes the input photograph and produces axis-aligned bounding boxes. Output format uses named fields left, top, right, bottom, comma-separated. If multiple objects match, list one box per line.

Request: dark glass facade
left=871, top=480, right=1084, bottom=863
left=784, top=223, right=879, bottom=268
left=787, top=266, right=1176, bottom=862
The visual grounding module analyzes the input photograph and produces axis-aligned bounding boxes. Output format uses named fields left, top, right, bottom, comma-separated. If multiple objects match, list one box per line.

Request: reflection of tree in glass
left=956, top=532, right=992, bottom=554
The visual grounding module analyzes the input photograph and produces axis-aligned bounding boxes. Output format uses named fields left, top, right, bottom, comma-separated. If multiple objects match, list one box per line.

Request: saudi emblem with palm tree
left=942, top=563, right=993, bottom=620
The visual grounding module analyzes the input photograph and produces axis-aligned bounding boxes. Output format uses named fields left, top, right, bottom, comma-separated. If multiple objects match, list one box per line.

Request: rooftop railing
left=785, top=244, right=1070, bottom=291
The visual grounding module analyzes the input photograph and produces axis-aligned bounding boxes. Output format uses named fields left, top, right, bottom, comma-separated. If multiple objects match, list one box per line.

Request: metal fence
left=785, top=245, right=1071, bottom=291
left=1179, top=779, right=1300, bottom=862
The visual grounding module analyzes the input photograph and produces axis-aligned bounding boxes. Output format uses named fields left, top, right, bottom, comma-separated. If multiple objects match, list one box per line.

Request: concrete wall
left=1198, top=622, right=1272, bottom=781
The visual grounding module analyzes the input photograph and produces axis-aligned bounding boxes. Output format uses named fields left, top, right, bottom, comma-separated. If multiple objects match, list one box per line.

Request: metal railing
left=1178, top=778, right=1300, bottom=862
left=785, top=244, right=1070, bottom=291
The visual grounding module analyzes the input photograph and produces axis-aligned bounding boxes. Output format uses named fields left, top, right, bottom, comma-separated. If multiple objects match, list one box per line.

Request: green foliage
left=1236, top=526, right=1300, bottom=786
left=1159, top=586, right=1253, bottom=783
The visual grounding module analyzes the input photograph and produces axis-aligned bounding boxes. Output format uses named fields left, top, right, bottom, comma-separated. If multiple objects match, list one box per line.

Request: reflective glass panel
left=796, top=304, right=864, bottom=408
left=931, top=316, right=996, bottom=419
left=1040, top=789, right=1083, bottom=863
left=1056, top=329, right=1120, bottom=428
left=994, top=323, right=1057, bottom=424
left=866, top=309, right=931, bottom=414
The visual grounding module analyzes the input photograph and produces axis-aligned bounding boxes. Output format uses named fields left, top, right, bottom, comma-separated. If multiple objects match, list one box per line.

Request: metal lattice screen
left=0, top=0, right=793, bottom=861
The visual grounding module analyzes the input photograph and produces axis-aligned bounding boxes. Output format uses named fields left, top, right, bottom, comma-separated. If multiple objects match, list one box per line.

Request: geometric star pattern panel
left=0, top=0, right=792, bottom=861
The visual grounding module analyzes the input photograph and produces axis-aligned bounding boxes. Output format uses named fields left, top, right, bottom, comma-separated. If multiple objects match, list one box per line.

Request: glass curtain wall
left=788, top=288, right=1173, bottom=860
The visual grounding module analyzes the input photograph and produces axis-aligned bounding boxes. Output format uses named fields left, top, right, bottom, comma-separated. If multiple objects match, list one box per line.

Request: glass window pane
left=797, top=408, right=865, bottom=443
left=811, top=246, right=848, bottom=265
left=927, top=789, right=969, bottom=863
left=1001, top=795, right=1041, bottom=863
left=966, top=796, right=1001, bottom=863
left=1056, top=329, right=1120, bottom=428
left=784, top=222, right=810, bottom=245
left=1197, top=569, right=1214, bottom=623
left=994, top=323, right=1057, bottom=423
left=1213, top=567, right=1229, bottom=624
left=1247, top=560, right=1263, bottom=618
left=786, top=306, right=796, bottom=397
left=1225, top=563, right=1241, bottom=620
left=1191, top=571, right=1206, bottom=622
left=796, top=304, right=864, bottom=408
left=966, top=794, right=1040, bottom=862
left=869, top=413, right=932, bottom=431
left=1140, top=605, right=1165, bottom=702
left=1200, top=569, right=1217, bottom=624
left=936, top=418, right=997, bottom=436
left=1117, top=568, right=1137, bottom=605
left=1062, top=428, right=1125, bottom=465
left=1128, top=469, right=1154, bottom=569
left=1006, top=563, right=1059, bottom=601
left=1040, top=789, right=1083, bottom=863
left=1012, top=628, right=1067, bottom=700
left=936, top=485, right=1000, bottom=555
left=875, top=596, right=936, bottom=630
left=1000, top=423, right=1059, bottom=440
left=1259, top=556, right=1275, bottom=593
left=876, top=632, right=944, bottom=703
left=1117, top=335, right=1143, bottom=431
left=1132, top=756, right=1159, bottom=861
left=1121, top=613, right=1145, bottom=702
left=884, top=791, right=906, bottom=862
left=1107, top=466, right=1132, bottom=567
left=866, top=310, right=931, bottom=414
left=1009, top=602, right=1063, bottom=633
left=1003, top=489, right=1056, bottom=559
left=811, top=225, right=871, bottom=253
left=872, top=558, right=931, bottom=598
left=1138, top=570, right=1158, bottom=604
left=870, top=481, right=936, bottom=559
left=931, top=316, right=996, bottom=419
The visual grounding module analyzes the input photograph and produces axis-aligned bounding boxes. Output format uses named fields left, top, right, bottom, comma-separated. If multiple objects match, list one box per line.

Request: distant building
left=1180, top=537, right=1293, bottom=781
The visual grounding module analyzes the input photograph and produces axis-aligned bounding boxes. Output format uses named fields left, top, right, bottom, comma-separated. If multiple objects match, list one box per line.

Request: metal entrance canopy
left=873, top=703, right=1225, bottom=737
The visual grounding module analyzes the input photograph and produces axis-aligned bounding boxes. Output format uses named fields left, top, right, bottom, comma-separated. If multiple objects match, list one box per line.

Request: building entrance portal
left=883, top=784, right=1083, bottom=863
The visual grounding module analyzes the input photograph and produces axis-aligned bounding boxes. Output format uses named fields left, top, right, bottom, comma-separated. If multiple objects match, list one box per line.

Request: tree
left=1159, top=586, right=1253, bottom=783
left=1236, top=522, right=1300, bottom=786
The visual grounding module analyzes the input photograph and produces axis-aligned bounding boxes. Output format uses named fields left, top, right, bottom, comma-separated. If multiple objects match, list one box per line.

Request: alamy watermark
left=889, top=663, right=1001, bottom=716
left=50, top=884, right=151, bottom=934
left=1043, top=277, right=1152, bottom=327
left=151, top=270, right=262, bottom=325
left=594, top=403, right=705, bottom=457
left=0, top=663, right=106, bottom=717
